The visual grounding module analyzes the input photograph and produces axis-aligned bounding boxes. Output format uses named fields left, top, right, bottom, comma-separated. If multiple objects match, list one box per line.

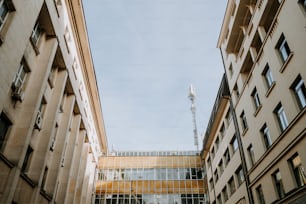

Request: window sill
left=242, top=127, right=249, bottom=136
left=20, top=172, right=37, bottom=188
left=253, top=105, right=262, bottom=117
left=279, top=52, right=293, bottom=73
left=265, top=82, right=276, bottom=98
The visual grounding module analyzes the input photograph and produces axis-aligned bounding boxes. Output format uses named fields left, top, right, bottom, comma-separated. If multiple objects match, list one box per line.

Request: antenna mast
left=188, top=84, right=199, bottom=151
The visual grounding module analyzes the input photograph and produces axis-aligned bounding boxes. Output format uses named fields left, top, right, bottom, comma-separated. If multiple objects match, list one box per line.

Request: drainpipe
left=219, top=50, right=254, bottom=204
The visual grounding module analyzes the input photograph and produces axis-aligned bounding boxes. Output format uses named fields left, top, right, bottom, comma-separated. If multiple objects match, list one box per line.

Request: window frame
left=251, top=87, right=261, bottom=111
left=276, top=33, right=291, bottom=63
left=262, top=64, right=275, bottom=90
left=0, top=112, right=11, bottom=150
left=22, top=146, right=34, bottom=173
left=240, top=111, right=248, bottom=131
left=231, top=135, right=238, bottom=153
left=247, top=144, right=255, bottom=166
left=299, top=0, right=306, bottom=11
left=228, top=176, right=236, bottom=195
left=260, top=123, right=272, bottom=150
left=0, top=0, right=9, bottom=30
left=273, top=103, right=289, bottom=132
left=256, top=185, right=265, bottom=204
left=236, top=166, right=245, bottom=186
left=272, top=169, right=285, bottom=199
left=290, top=75, right=306, bottom=110
left=289, top=153, right=306, bottom=187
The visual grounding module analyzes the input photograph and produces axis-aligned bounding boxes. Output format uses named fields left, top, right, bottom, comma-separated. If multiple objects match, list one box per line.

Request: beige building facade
left=0, top=0, right=107, bottom=203
left=203, top=0, right=306, bottom=204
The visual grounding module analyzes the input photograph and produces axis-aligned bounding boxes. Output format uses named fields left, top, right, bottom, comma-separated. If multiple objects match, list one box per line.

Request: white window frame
left=31, top=21, right=42, bottom=45
left=240, top=111, right=248, bottom=131
left=248, top=144, right=255, bottom=166
left=291, top=75, right=306, bottom=109
left=274, top=103, right=289, bottom=131
left=277, top=35, right=291, bottom=62
left=261, top=123, right=272, bottom=149
left=0, top=0, right=9, bottom=29
left=251, top=87, right=261, bottom=110
left=263, top=65, right=275, bottom=89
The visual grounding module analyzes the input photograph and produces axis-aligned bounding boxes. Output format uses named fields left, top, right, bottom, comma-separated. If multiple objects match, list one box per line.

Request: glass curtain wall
left=95, top=151, right=207, bottom=204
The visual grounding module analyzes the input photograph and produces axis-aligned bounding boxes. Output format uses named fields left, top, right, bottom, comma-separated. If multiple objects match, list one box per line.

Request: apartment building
left=201, top=76, right=250, bottom=204
left=204, top=0, right=306, bottom=203
left=95, top=151, right=207, bottom=204
left=0, top=0, right=107, bottom=203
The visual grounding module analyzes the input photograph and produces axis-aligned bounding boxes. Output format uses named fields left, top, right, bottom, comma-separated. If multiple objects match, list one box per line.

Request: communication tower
left=188, top=84, right=199, bottom=151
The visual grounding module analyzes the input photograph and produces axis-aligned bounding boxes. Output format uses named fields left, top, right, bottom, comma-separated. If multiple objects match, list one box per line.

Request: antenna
left=188, top=84, right=199, bottom=151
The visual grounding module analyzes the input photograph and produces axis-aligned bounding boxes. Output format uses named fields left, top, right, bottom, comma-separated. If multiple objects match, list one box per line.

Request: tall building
left=202, top=0, right=306, bottom=204
left=201, top=76, right=251, bottom=204
left=95, top=151, right=207, bottom=204
left=0, top=0, right=107, bottom=203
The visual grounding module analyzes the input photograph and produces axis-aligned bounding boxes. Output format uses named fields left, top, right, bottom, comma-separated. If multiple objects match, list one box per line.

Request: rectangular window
left=291, top=75, right=306, bottom=110
left=218, top=160, right=224, bottom=175
left=299, top=0, right=306, bottom=11
left=260, top=123, right=272, bottom=149
left=251, top=87, right=261, bottom=111
left=231, top=135, right=238, bottom=153
left=276, top=33, right=291, bottom=63
left=228, top=176, right=236, bottom=195
left=215, top=137, right=220, bottom=150
left=214, top=169, right=219, bottom=182
left=222, top=186, right=228, bottom=202
left=0, top=112, right=11, bottom=150
left=217, top=194, right=222, bottom=204
left=0, top=0, right=9, bottom=29
left=209, top=178, right=214, bottom=191
left=262, top=64, right=275, bottom=89
left=289, top=153, right=306, bottom=187
left=272, top=169, right=285, bottom=199
left=219, top=123, right=225, bottom=139
left=248, top=144, right=255, bottom=166
left=236, top=166, right=245, bottom=186
left=211, top=147, right=215, bottom=159
left=22, top=146, right=33, bottom=173
left=240, top=111, right=248, bottom=131
left=274, top=102, right=289, bottom=131
left=41, top=167, right=48, bottom=190
left=234, top=83, right=240, bottom=98
left=256, top=185, right=265, bottom=204
left=12, top=59, right=30, bottom=91
left=225, top=109, right=232, bottom=126
left=224, top=149, right=230, bottom=167
left=31, top=21, right=42, bottom=45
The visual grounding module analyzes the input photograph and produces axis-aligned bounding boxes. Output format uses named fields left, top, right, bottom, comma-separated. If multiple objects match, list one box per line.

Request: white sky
left=83, top=1, right=227, bottom=151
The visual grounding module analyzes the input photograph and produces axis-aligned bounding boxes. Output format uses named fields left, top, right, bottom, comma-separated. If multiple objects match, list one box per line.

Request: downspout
left=219, top=50, right=254, bottom=204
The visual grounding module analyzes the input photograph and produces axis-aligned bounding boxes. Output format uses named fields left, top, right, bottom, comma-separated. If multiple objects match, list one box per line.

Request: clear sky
left=83, top=1, right=227, bottom=151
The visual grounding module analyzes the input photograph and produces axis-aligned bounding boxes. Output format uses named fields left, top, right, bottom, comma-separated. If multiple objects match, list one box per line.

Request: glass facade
left=96, top=151, right=207, bottom=204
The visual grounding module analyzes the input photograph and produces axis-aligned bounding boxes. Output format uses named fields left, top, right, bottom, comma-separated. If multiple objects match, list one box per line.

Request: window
left=228, top=64, right=233, bottom=77
left=224, top=149, right=230, bottom=167
left=248, top=144, right=255, bottom=166
left=262, top=64, right=275, bottom=89
left=218, top=160, right=224, bottom=175
left=236, top=166, right=245, bottom=186
left=276, top=34, right=291, bottom=63
left=0, top=0, right=9, bottom=29
left=211, top=147, right=215, bottom=159
left=260, top=123, right=272, bottom=149
left=214, top=169, right=219, bottom=182
left=289, top=153, right=306, bottom=187
left=0, top=112, right=11, bottom=150
left=231, top=135, right=238, bottom=153
left=22, top=146, right=33, bottom=173
left=217, top=194, right=222, bottom=204
left=274, top=103, right=289, bottom=131
left=12, top=59, right=30, bottom=92
left=240, top=111, right=248, bottom=131
left=41, top=167, right=48, bottom=190
left=272, top=169, right=285, bottom=199
left=251, top=87, right=261, bottom=111
left=219, top=123, right=225, bottom=139
left=215, top=137, right=220, bottom=150
left=299, top=0, right=306, bottom=11
left=291, top=75, right=306, bottom=110
left=234, top=83, right=239, bottom=98
left=225, top=109, right=232, bottom=126
left=228, top=177, right=236, bottom=195
left=207, top=157, right=211, bottom=168
left=209, top=178, right=214, bottom=191
left=31, top=21, right=42, bottom=46
left=256, top=185, right=265, bottom=204
left=222, top=186, right=228, bottom=202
